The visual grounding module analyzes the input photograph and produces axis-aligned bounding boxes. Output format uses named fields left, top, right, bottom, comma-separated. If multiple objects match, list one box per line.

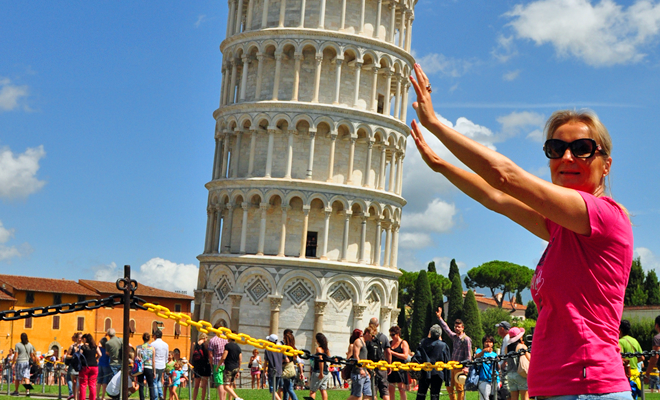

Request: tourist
left=78, top=333, right=100, bottom=400
left=347, top=328, right=372, bottom=400
left=12, top=332, right=36, bottom=396
left=412, top=324, right=450, bottom=400
left=168, top=361, right=183, bottom=400
left=249, top=349, right=262, bottom=389
left=208, top=323, right=228, bottom=400
left=388, top=325, right=410, bottom=400
left=309, top=333, right=330, bottom=400
left=151, top=330, right=169, bottom=400
left=66, top=332, right=84, bottom=400
left=163, top=352, right=175, bottom=400
left=104, top=329, right=122, bottom=377
left=97, top=337, right=111, bottom=400
left=410, top=63, right=633, bottom=397
left=365, top=317, right=391, bottom=400
left=136, top=333, right=156, bottom=400
left=645, top=315, right=660, bottom=386
left=282, top=329, right=300, bottom=400
left=265, top=334, right=283, bottom=400
left=619, top=320, right=644, bottom=395
left=190, top=333, right=211, bottom=400
left=504, top=327, right=529, bottom=400
left=220, top=333, right=243, bottom=400
left=436, top=313, right=472, bottom=400
left=474, top=335, right=498, bottom=400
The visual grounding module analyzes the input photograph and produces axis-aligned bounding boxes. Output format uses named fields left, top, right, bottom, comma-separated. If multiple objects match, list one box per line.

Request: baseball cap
left=495, top=321, right=511, bottom=330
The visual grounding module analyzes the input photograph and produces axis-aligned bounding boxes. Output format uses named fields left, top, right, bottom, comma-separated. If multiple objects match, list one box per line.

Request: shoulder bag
left=516, top=343, right=529, bottom=378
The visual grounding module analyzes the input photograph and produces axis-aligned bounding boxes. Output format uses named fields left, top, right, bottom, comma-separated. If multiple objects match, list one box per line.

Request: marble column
left=257, top=203, right=268, bottom=255
left=278, top=205, right=290, bottom=256
left=221, top=134, right=230, bottom=178
left=399, top=10, right=406, bottom=48
left=374, top=0, right=383, bottom=39
left=292, top=54, right=302, bottom=101
left=391, top=308, right=401, bottom=326
left=214, top=207, right=223, bottom=253
left=299, top=205, right=310, bottom=258
left=358, top=214, right=368, bottom=263
left=371, top=67, right=379, bottom=112
left=397, top=154, right=405, bottom=194
left=340, top=210, right=352, bottom=261
left=268, top=295, right=283, bottom=335
left=383, top=222, right=392, bottom=267
left=306, top=130, right=316, bottom=179
left=333, top=58, right=343, bottom=105
left=220, top=66, right=228, bottom=106
left=261, top=0, right=270, bottom=28
left=358, top=0, right=366, bottom=34
left=265, top=129, right=275, bottom=178
left=278, top=0, right=286, bottom=27
left=401, top=82, right=410, bottom=121
left=235, top=0, right=244, bottom=34
left=255, top=53, right=264, bottom=100
left=373, top=217, right=382, bottom=266
left=391, top=223, right=399, bottom=268
left=393, top=75, right=402, bottom=119
left=378, top=146, right=387, bottom=190
left=272, top=52, right=283, bottom=100
left=239, top=202, right=249, bottom=253
left=313, top=300, right=328, bottom=340
left=380, top=306, right=393, bottom=330
left=204, top=208, right=214, bottom=253
left=347, top=137, right=356, bottom=184
left=229, top=293, right=243, bottom=333
left=384, top=69, right=392, bottom=116
left=364, top=140, right=373, bottom=187
left=318, top=0, right=326, bottom=29
left=285, top=130, right=295, bottom=179
left=353, top=303, right=367, bottom=330
left=406, top=15, right=414, bottom=51
left=312, top=54, right=323, bottom=103
left=231, top=129, right=242, bottom=178
left=326, top=132, right=337, bottom=182
left=353, top=62, right=363, bottom=107
left=339, top=0, right=347, bottom=30
left=247, top=129, right=257, bottom=177
left=389, top=2, right=397, bottom=43
left=389, top=148, right=397, bottom=193
left=212, top=137, right=222, bottom=179
left=299, top=0, right=306, bottom=27
left=246, top=0, right=255, bottom=29
left=239, top=55, right=249, bottom=101
left=229, top=61, right=238, bottom=104
left=222, top=205, right=234, bottom=253
left=320, top=208, right=332, bottom=259
left=227, top=0, right=236, bottom=37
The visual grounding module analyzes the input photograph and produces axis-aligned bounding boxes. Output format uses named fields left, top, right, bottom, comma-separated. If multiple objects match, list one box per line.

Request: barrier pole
left=121, top=265, right=132, bottom=400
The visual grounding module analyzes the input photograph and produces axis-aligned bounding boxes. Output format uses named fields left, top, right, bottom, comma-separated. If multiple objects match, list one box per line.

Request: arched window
left=129, top=319, right=136, bottom=337
left=104, top=318, right=112, bottom=332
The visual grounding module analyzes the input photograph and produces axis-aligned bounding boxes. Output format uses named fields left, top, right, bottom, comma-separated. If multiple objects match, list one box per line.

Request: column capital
left=274, top=51, right=284, bottom=59
left=354, top=61, right=364, bottom=69
left=260, top=203, right=269, bottom=211
left=335, top=57, right=344, bottom=66
left=324, top=207, right=333, bottom=215
left=314, top=300, right=328, bottom=314
left=353, top=303, right=368, bottom=319
left=380, top=305, right=393, bottom=321
left=241, top=55, right=250, bottom=63
left=343, top=210, right=353, bottom=218
left=206, top=207, right=214, bottom=215
left=329, top=130, right=338, bottom=140
left=224, top=203, right=234, bottom=211
left=287, top=129, right=297, bottom=136
left=268, top=128, right=278, bottom=135
left=268, top=294, right=283, bottom=311
left=391, top=308, right=401, bottom=322
left=229, top=293, right=243, bottom=306
left=371, top=66, right=379, bottom=75
left=367, top=139, right=375, bottom=149
left=241, top=201, right=250, bottom=210
left=315, top=54, right=324, bottom=63
left=256, top=52, right=265, bottom=61
left=360, top=212, right=370, bottom=221
left=308, top=129, right=317, bottom=138
left=281, top=205, right=291, bottom=213
left=294, top=53, right=303, bottom=61
left=302, top=204, right=311, bottom=214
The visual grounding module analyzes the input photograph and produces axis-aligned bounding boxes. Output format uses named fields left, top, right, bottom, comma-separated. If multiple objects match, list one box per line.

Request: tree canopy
left=626, top=257, right=647, bottom=306
left=447, top=271, right=464, bottom=325
left=525, top=300, right=538, bottom=320
left=463, top=289, right=483, bottom=343
left=646, top=269, right=660, bottom=306
left=464, top=260, right=534, bottom=310
left=409, top=270, right=433, bottom=351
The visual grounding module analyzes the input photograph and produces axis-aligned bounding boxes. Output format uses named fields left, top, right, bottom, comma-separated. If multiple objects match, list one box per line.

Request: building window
left=305, top=232, right=318, bottom=258
left=174, top=304, right=182, bottom=313
left=53, top=315, right=61, bottom=330
left=77, top=316, right=84, bottom=331
left=377, top=94, right=385, bottom=114
left=174, top=323, right=181, bottom=339
left=26, top=291, right=35, bottom=304
left=104, top=318, right=112, bottom=332
left=25, top=317, right=33, bottom=329
left=78, top=295, right=86, bottom=303
left=152, top=321, right=164, bottom=335
left=129, top=319, right=136, bottom=337
left=53, top=293, right=62, bottom=305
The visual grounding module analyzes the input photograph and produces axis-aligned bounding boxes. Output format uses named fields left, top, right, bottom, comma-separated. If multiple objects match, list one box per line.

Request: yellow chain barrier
left=143, top=303, right=463, bottom=371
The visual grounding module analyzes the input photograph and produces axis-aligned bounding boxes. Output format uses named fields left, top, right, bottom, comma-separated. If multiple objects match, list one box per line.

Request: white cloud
left=634, top=247, right=660, bottom=272
left=505, top=0, right=660, bottom=67
left=398, top=232, right=434, bottom=249
left=417, top=53, right=473, bottom=78
left=492, top=35, right=519, bottom=63
left=0, top=220, right=32, bottom=262
left=503, top=70, right=521, bottom=81
left=496, top=111, right=546, bottom=140
left=0, top=221, right=14, bottom=244
left=401, top=198, right=457, bottom=233
left=93, top=258, right=199, bottom=295
left=194, top=15, right=207, bottom=28
left=428, top=257, right=468, bottom=275
left=0, top=145, right=46, bottom=199
left=0, top=78, right=29, bottom=112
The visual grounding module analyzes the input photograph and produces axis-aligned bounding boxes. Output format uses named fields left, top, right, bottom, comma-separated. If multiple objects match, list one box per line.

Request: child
left=169, top=361, right=183, bottom=400
left=650, top=366, right=660, bottom=393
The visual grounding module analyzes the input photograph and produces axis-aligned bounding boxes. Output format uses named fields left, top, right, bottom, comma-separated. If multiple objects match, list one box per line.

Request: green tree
left=480, top=308, right=512, bottom=349
left=464, top=260, right=534, bottom=311
left=397, top=297, right=409, bottom=342
left=448, top=258, right=460, bottom=283
left=428, top=261, right=437, bottom=274
left=447, top=272, right=464, bottom=325
left=398, top=268, right=451, bottom=330
left=625, top=257, right=645, bottom=306
left=515, top=291, right=523, bottom=306
left=409, top=270, right=433, bottom=351
left=428, top=272, right=451, bottom=318
left=398, top=269, right=419, bottom=309
left=645, top=269, right=660, bottom=306
left=630, top=318, right=655, bottom=351
left=525, top=300, right=538, bottom=320
left=462, top=290, right=484, bottom=343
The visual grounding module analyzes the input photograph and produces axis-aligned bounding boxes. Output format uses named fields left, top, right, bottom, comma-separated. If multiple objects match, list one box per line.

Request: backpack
left=192, top=343, right=205, bottom=365
left=367, top=333, right=384, bottom=362
left=70, top=351, right=87, bottom=372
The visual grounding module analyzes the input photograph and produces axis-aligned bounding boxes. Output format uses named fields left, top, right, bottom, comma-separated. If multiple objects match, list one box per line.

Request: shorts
left=98, top=366, right=114, bottom=384
left=505, top=371, right=528, bottom=391
left=309, top=372, right=330, bottom=392
left=16, top=362, right=30, bottom=380
left=193, top=363, right=211, bottom=378
left=372, top=369, right=389, bottom=398
left=251, top=367, right=261, bottom=376
left=223, top=367, right=239, bottom=384
left=350, top=371, right=372, bottom=397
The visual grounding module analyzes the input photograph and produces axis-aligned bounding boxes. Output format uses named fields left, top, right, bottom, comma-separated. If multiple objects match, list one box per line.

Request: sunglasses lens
left=544, top=140, right=566, bottom=159
left=571, top=139, right=595, bottom=158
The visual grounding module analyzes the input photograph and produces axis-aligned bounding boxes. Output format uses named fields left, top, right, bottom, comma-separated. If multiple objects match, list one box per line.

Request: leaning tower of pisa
left=193, top=0, right=416, bottom=356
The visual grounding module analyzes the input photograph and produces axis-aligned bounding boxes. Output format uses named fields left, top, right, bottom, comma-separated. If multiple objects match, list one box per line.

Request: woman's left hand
left=410, top=63, right=438, bottom=129
left=410, top=122, right=444, bottom=172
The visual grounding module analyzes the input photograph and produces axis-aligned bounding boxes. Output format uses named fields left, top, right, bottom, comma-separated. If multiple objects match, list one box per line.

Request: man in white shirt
left=151, top=330, right=169, bottom=400
left=495, top=321, right=511, bottom=391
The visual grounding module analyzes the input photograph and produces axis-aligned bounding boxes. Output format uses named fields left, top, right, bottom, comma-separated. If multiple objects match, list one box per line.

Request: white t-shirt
left=151, top=339, right=169, bottom=370
left=106, top=372, right=122, bottom=397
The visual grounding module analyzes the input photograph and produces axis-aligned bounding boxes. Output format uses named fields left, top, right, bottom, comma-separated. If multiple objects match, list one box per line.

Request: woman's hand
left=410, top=120, right=444, bottom=172
left=410, top=63, right=438, bottom=129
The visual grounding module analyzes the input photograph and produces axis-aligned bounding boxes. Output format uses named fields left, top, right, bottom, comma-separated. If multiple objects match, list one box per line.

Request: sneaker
left=11, top=392, right=20, bottom=396
left=67, top=395, right=75, bottom=400
left=25, top=393, right=30, bottom=397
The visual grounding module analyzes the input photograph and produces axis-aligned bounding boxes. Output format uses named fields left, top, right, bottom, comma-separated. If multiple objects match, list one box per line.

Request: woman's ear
left=603, top=156, right=612, bottom=178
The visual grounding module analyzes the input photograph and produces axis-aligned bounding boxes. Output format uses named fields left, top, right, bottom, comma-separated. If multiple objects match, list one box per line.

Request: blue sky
left=2, top=1, right=660, bottom=299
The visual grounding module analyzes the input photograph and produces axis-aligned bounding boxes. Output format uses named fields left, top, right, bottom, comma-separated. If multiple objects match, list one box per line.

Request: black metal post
left=121, top=265, right=132, bottom=400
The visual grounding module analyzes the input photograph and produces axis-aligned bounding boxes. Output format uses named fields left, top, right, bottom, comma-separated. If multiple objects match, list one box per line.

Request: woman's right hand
left=410, top=63, right=438, bottom=129
left=410, top=120, right=444, bottom=172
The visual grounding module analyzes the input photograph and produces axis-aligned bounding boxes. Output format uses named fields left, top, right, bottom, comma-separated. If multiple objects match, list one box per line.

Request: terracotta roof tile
left=78, top=279, right=194, bottom=300
left=0, top=290, right=17, bottom=301
left=0, top=274, right=99, bottom=296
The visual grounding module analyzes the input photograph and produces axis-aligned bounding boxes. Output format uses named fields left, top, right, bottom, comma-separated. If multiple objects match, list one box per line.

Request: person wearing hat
left=503, top=327, right=529, bottom=400
left=264, top=334, right=284, bottom=400
left=495, top=320, right=511, bottom=387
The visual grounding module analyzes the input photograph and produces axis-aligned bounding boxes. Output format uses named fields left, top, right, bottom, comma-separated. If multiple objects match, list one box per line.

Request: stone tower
left=194, top=0, right=416, bottom=356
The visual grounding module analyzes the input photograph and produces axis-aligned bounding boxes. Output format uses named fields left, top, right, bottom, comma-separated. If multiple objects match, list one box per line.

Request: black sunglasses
left=543, top=138, right=605, bottom=159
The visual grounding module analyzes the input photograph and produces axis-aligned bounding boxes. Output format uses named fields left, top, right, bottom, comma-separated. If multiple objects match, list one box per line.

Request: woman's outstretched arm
left=410, top=63, right=592, bottom=235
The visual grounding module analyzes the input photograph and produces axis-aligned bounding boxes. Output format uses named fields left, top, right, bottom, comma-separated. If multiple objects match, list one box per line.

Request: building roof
left=0, top=274, right=99, bottom=296
left=78, top=279, right=194, bottom=301
left=472, top=291, right=527, bottom=311
left=0, top=290, right=17, bottom=302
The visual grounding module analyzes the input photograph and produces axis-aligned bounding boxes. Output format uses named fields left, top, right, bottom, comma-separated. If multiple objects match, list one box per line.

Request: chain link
left=0, top=294, right=123, bottom=322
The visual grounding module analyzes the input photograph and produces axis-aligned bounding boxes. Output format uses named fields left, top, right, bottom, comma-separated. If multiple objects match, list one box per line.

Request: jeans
left=282, top=378, right=298, bottom=400
left=416, top=375, right=443, bottom=400
left=78, top=367, right=98, bottom=400
left=544, top=392, right=634, bottom=400
left=155, top=369, right=165, bottom=399
left=138, top=368, right=156, bottom=400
